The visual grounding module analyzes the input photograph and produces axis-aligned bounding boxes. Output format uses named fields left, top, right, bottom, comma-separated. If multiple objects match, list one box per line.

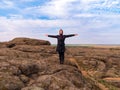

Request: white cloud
left=8, top=14, right=23, bottom=19
left=0, top=0, right=14, bottom=9
left=0, top=16, right=82, bottom=42
left=40, top=0, right=76, bottom=17
left=0, top=14, right=120, bottom=44
left=18, top=0, right=120, bottom=20
left=20, top=0, right=77, bottom=19
left=0, top=0, right=120, bottom=44
left=19, top=0, right=35, bottom=2
left=103, top=0, right=120, bottom=7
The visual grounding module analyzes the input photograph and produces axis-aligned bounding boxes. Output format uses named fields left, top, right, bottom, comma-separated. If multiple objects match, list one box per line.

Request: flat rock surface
left=0, top=38, right=100, bottom=90
left=0, top=38, right=120, bottom=90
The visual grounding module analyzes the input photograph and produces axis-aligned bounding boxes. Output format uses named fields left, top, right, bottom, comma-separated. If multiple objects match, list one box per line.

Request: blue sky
left=0, top=0, right=120, bottom=44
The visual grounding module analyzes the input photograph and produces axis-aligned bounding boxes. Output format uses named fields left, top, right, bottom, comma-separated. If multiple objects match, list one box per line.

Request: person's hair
left=59, top=29, right=63, bottom=35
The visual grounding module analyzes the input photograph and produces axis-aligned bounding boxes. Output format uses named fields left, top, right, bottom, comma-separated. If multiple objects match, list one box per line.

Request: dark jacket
left=48, top=34, right=75, bottom=52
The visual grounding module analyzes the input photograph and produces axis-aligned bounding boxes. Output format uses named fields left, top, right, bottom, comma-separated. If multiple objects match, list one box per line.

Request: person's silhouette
left=46, top=29, right=78, bottom=64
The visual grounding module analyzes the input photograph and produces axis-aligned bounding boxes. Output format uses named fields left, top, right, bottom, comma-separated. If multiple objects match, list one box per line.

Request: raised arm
left=45, top=34, right=58, bottom=38
left=65, top=34, right=78, bottom=38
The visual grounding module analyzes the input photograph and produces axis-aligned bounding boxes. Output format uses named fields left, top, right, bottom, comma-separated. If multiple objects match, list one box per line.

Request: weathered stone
left=0, top=37, right=120, bottom=90
left=19, top=75, right=30, bottom=83
left=9, top=38, right=51, bottom=46
left=19, top=63, right=40, bottom=77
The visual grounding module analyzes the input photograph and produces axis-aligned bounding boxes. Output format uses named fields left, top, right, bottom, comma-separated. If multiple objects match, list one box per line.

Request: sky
left=0, top=0, right=120, bottom=44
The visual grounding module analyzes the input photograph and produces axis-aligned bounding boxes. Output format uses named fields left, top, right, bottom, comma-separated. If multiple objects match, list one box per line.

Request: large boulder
left=5, top=37, right=50, bottom=48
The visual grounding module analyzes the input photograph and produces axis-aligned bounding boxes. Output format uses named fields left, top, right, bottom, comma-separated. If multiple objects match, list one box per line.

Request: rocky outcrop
left=0, top=38, right=120, bottom=90
left=0, top=38, right=101, bottom=90
left=0, top=37, right=50, bottom=48
left=67, top=46, right=120, bottom=89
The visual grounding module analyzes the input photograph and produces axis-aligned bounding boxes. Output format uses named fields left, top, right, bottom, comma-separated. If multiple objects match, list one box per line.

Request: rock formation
left=0, top=37, right=50, bottom=48
left=0, top=38, right=120, bottom=90
left=0, top=38, right=99, bottom=90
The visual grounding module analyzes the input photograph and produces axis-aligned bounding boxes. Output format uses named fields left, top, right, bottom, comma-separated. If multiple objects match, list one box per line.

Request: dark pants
left=58, top=52, right=64, bottom=64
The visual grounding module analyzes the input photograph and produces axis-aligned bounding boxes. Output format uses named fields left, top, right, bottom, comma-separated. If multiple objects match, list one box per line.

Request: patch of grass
left=98, top=79, right=119, bottom=90
left=83, top=76, right=101, bottom=90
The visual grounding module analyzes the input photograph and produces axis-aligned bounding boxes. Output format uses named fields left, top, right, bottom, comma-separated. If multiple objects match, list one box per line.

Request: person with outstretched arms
left=45, top=29, right=78, bottom=64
